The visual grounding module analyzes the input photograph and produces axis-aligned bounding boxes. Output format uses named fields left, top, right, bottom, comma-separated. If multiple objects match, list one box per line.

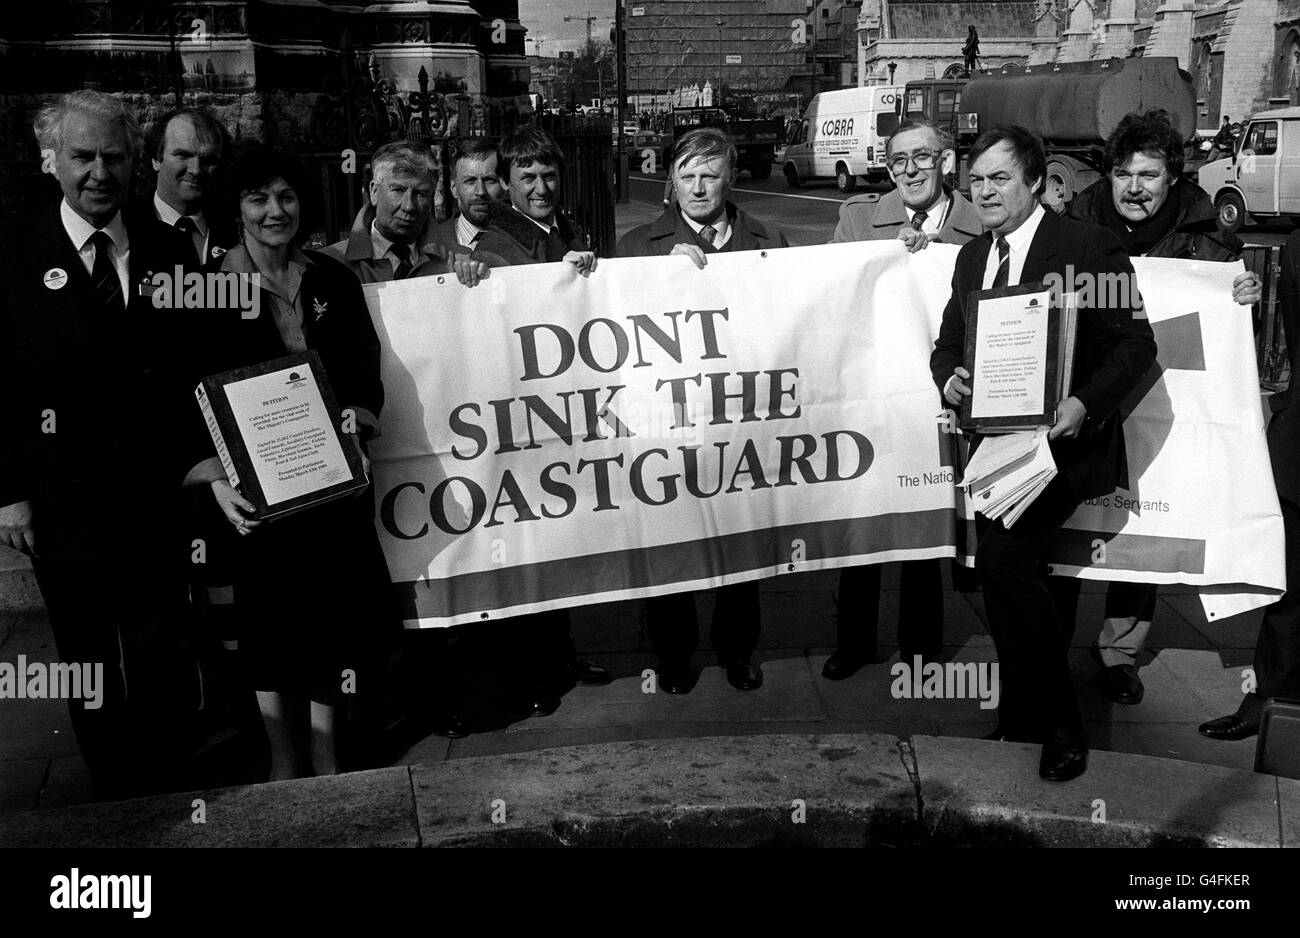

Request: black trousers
left=646, top=582, right=761, bottom=669
left=975, top=475, right=1084, bottom=745
left=1237, top=497, right=1300, bottom=720
left=33, top=552, right=199, bottom=800
left=502, top=609, right=575, bottom=694
left=835, top=559, right=944, bottom=660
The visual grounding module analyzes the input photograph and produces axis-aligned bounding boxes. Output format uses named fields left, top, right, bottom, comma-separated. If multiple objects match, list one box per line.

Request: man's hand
left=1232, top=270, right=1262, bottom=307
left=453, top=254, right=490, bottom=288
left=0, top=500, right=36, bottom=555
left=668, top=242, right=708, bottom=269
left=897, top=228, right=930, bottom=254
left=563, top=251, right=598, bottom=276
left=943, top=366, right=972, bottom=407
left=210, top=481, right=262, bottom=536
left=1049, top=396, right=1087, bottom=441
left=345, top=433, right=372, bottom=478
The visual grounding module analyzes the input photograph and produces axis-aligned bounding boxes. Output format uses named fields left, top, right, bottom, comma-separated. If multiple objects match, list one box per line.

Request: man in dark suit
left=931, top=125, right=1157, bottom=781
left=472, top=126, right=597, bottom=275
left=145, top=107, right=237, bottom=265
left=435, top=138, right=505, bottom=252
left=615, top=127, right=784, bottom=694
left=0, top=91, right=204, bottom=799
left=1200, top=229, right=1300, bottom=740
left=467, top=126, right=609, bottom=716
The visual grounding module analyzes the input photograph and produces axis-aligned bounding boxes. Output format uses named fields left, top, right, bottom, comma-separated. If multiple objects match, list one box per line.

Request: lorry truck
left=898, top=57, right=1196, bottom=208
left=661, top=107, right=782, bottom=179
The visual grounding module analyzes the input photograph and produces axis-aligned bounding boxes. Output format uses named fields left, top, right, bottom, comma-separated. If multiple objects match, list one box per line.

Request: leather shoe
left=1197, top=714, right=1259, bottom=741
left=725, top=661, right=764, bottom=691
left=530, top=694, right=560, bottom=718
left=1039, top=743, right=1088, bottom=781
left=432, top=712, right=469, bottom=739
left=657, top=666, right=697, bottom=695
left=570, top=657, right=611, bottom=686
left=822, top=652, right=870, bottom=681
left=1100, top=664, right=1144, bottom=705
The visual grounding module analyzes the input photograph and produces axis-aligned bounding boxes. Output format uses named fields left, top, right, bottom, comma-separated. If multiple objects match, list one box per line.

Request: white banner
left=363, top=243, right=1283, bottom=627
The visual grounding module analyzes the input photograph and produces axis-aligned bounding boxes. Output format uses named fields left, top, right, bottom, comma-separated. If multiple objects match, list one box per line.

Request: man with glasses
left=931, top=125, right=1156, bottom=781
left=822, top=118, right=982, bottom=682
left=831, top=117, right=982, bottom=248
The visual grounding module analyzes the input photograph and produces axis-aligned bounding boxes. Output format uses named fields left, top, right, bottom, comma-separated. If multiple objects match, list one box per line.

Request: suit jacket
left=930, top=209, right=1158, bottom=499
left=0, top=202, right=200, bottom=558
left=141, top=195, right=239, bottom=266
left=1270, top=230, right=1300, bottom=504
left=831, top=187, right=983, bottom=245
left=615, top=203, right=789, bottom=257
left=473, top=201, right=588, bottom=266
left=319, top=204, right=458, bottom=284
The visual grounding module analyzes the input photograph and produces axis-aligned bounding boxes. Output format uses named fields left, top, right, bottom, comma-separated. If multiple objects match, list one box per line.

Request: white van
left=1197, top=106, right=1300, bottom=231
left=781, top=86, right=904, bottom=191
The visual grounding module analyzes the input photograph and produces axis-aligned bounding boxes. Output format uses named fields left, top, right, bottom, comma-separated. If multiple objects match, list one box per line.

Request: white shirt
left=369, top=221, right=417, bottom=273
left=981, top=202, right=1046, bottom=289
left=904, top=193, right=950, bottom=237
left=456, top=213, right=486, bottom=248
left=61, top=200, right=130, bottom=300
left=153, top=191, right=209, bottom=262
left=514, top=206, right=559, bottom=236
left=681, top=212, right=732, bottom=248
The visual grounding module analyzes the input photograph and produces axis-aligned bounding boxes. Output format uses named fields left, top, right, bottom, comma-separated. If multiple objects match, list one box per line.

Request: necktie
left=992, top=235, right=1010, bottom=289
left=175, top=216, right=202, bottom=263
left=389, top=245, right=413, bottom=280
left=910, top=211, right=928, bottom=232
left=700, top=224, right=717, bottom=247
left=89, top=230, right=124, bottom=316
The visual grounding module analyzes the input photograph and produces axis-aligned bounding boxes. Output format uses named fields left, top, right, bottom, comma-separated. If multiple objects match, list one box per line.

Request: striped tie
left=89, top=230, right=124, bottom=316
left=991, top=235, right=1010, bottom=289
left=910, top=210, right=928, bottom=232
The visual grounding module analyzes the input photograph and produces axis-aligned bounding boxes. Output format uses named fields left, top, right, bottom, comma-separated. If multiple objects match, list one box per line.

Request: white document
left=970, top=290, right=1051, bottom=419
left=223, top=361, right=352, bottom=507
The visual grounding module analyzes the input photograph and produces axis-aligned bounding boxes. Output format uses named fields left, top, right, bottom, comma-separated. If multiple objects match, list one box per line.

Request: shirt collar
left=512, top=205, right=556, bottom=234
left=456, top=213, right=486, bottom=246
left=999, top=202, right=1046, bottom=254
left=904, top=191, right=949, bottom=226
left=61, top=199, right=127, bottom=252
left=681, top=211, right=730, bottom=242
left=152, top=191, right=208, bottom=236
left=369, top=220, right=415, bottom=264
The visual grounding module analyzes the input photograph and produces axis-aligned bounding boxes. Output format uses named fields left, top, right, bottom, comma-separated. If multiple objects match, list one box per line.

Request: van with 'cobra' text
left=781, top=86, right=904, bottom=191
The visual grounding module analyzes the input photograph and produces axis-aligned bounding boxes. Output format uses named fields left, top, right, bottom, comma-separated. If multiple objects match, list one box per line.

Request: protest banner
left=363, top=244, right=1283, bottom=628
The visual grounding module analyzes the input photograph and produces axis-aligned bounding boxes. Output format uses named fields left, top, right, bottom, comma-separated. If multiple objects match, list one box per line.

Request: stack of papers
left=960, top=429, right=1057, bottom=527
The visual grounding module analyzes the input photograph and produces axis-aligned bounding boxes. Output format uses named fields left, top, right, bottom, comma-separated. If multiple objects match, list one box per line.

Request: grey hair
left=670, top=127, right=737, bottom=182
left=371, top=140, right=437, bottom=184
left=33, top=90, right=142, bottom=156
left=886, top=117, right=954, bottom=156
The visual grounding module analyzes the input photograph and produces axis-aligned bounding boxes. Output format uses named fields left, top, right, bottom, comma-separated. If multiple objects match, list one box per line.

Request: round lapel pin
left=43, top=267, right=68, bottom=290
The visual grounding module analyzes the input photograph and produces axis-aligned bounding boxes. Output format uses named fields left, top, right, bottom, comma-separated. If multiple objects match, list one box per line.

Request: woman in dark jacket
left=187, top=142, right=398, bottom=780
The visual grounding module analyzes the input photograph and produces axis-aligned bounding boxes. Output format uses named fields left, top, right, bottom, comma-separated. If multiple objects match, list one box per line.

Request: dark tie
left=910, top=211, right=928, bottom=232
left=389, top=245, right=413, bottom=280
left=545, top=226, right=568, bottom=260
left=89, top=230, right=124, bottom=316
left=992, top=235, right=1010, bottom=289
left=700, top=224, right=717, bottom=247
left=174, top=216, right=202, bottom=262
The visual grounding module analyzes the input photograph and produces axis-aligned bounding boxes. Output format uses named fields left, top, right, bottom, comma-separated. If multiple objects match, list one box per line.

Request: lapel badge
left=43, top=267, right=68, bottom=290
left=210, top=246, right=227, bottom=259
left=312, top=298, right=328, bottom=320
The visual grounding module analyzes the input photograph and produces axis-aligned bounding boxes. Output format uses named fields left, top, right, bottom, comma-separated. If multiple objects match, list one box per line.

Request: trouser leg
left=646, top=592, right=700, bottom=670
left=710, top=581, right=761, bottom=665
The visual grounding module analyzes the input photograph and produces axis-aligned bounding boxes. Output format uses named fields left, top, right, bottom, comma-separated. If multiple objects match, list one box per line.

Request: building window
left=1196, top=42, right=1212, bottom=100
left=1279, top=32, right=1300, bottom=104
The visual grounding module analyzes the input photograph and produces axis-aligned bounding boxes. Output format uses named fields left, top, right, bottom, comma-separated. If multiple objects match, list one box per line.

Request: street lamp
left=716, top=17, right=723, bottom=108
left=888, top=61, right=897, bottom=84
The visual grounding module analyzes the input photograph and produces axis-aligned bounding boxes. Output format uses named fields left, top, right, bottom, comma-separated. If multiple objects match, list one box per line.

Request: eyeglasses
left=887, top=150, right=940, bottom=174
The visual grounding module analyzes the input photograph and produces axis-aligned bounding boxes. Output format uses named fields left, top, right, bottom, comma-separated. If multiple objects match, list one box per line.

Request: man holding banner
left=471, top=125, right=609, bottom=715
left=615, top=127, right=789, bottom=693
left=932, top=125, right=1157, bottom=781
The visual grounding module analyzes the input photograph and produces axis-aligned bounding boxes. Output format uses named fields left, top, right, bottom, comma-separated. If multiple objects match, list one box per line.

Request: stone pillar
left=1213, top=0, right=1281, bottom=119
left=1143, top=1, right=1200, bottom=70
left=1099, top=0, right=1141, bottom=56
left=1029, top=0, right=1062, bottom=65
